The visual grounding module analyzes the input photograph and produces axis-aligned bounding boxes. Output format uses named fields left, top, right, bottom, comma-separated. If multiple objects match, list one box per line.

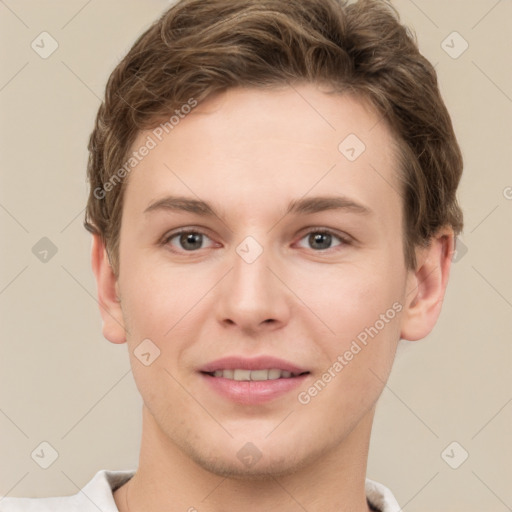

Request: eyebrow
left=144, top=195, right=373, bottom=218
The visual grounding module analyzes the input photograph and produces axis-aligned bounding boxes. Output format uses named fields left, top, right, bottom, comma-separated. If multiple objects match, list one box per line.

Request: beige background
left=0, top=1, right=511, bottom=510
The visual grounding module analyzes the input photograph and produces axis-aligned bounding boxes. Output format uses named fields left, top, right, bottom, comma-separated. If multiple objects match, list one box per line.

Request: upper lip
left=200, top=356, right=309, bottom=374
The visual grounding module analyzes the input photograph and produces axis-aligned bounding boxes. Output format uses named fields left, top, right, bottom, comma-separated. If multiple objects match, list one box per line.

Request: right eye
left=162, top=229, right=217, bottom=252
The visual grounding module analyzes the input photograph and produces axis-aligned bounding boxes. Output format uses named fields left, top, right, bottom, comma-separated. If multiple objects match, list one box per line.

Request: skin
left=91, top=83, right=453, bottom=512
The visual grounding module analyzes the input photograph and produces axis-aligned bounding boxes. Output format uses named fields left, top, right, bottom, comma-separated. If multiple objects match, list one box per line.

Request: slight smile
left=199, top=356, right=311, bottom=404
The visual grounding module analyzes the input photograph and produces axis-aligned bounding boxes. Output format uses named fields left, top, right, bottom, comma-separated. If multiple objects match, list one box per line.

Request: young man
left=1, top=0, right=463, bottom=510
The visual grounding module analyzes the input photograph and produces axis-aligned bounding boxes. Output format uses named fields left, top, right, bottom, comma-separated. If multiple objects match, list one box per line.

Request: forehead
left=122, top=84, right=402, bottom=224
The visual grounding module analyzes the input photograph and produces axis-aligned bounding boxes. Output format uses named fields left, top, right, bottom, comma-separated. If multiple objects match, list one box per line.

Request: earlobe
left=91, top=234, right=127, bottom=344
left=400, top=229, right=454, bottom=341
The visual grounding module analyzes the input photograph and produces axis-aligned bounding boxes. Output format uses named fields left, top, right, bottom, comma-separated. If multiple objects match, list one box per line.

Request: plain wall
left=0, top=1, right=510, bottom=510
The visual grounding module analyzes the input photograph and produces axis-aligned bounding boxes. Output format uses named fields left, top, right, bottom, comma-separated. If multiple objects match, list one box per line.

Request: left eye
left=296, top=230, right=346, bottom=251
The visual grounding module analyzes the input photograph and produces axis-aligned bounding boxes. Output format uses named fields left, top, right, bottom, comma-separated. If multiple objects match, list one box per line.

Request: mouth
left=202, top=368, right=309, bottom=381
left=199, top=356, right=310, bottom=404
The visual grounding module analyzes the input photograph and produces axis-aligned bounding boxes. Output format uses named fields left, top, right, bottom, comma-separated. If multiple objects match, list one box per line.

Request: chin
left=191, top=454, right=307, bottom=480
left=181, top=436, right=324, bottom=481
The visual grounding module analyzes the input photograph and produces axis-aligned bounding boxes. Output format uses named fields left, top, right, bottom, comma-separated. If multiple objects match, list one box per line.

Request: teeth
left=222, top=369, right=234, bottom=379
left=268, top=369, right=282, bottom=380
left=233, top=369, right=251, bottom=381
left=211, top=368, right=298, bottom=381
left=250, top=370, right=269, bottom=381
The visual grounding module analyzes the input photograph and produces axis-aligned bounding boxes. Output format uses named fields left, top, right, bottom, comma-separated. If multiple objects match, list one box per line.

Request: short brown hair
left=85, top=0, right=463, bottom=274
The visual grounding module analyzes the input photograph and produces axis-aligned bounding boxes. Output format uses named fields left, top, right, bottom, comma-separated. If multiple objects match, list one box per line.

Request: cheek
left=297, top=280, right=403, bottom=424
left=119, top=254, right=197, bottom=336
left=118, top=257, right=215, bottom=387
left=303, top=260, right=404, bottom=348
left=119, top=265, right=201, bottom=416
left=326, top=269, right=403, bottom=388
left=296, top=257, right=405, bottom=411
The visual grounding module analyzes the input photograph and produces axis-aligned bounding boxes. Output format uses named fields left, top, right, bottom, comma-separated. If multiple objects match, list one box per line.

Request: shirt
left=0, top=470, right=402, bottom=512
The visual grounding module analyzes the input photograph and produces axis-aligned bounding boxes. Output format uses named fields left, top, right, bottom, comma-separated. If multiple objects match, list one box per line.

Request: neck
left=114, top=405, right=375, bottom=512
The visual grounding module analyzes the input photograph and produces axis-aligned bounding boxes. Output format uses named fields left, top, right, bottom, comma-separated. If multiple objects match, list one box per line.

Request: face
left=109, top=84, right=419, bottom=477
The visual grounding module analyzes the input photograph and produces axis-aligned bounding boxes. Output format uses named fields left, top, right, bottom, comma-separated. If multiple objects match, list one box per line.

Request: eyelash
left=161, top=227, right=352, bottom=254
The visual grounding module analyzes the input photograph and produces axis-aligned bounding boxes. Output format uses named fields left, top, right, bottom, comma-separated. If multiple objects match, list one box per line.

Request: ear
left=400, top=228, right=454, bottom=341
left=91, top=234, right=127, bottom=344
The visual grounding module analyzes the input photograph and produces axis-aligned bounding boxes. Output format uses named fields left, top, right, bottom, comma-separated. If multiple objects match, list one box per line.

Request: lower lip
left=200, top=373, right=309, bottom=405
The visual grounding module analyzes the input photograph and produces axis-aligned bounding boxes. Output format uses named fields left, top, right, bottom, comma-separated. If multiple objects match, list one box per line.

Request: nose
left=214, top=240, right=291, bottom=335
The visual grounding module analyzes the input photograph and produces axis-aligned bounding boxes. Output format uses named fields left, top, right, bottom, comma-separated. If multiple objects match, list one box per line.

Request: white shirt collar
left=0, top=469, right=402, bottom=512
